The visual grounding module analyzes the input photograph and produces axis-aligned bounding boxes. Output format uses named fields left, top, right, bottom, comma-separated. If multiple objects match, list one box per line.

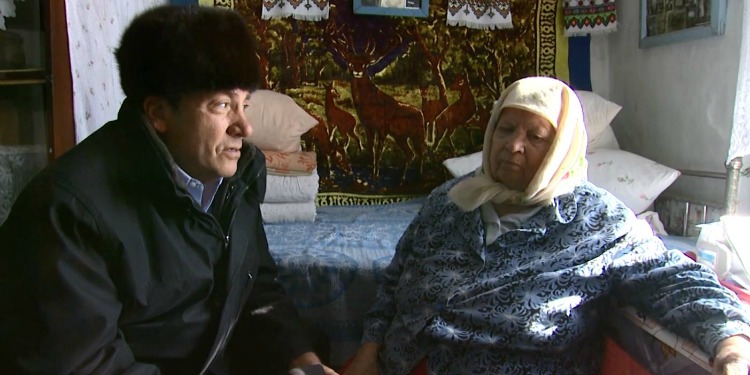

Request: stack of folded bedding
left=244, top=89, right=321, bottom=223
left=260, top=150, right=319, bottom=223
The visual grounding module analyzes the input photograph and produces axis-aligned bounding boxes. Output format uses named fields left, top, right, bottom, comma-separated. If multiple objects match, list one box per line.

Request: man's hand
left=713, top=335, right=750, bottom=375
left=289, top=352, right=339, bottom=375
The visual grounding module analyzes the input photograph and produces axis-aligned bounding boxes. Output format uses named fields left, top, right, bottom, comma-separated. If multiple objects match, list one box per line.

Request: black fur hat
left=115, top=5, right=260, bottom=105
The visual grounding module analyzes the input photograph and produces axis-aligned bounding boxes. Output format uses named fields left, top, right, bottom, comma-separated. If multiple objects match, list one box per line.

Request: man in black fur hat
left=0, top=5, right=336, bottom=375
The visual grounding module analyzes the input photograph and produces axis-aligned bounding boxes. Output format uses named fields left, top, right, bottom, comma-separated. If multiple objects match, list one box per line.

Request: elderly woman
left=343, top=77, right=750, bottom=375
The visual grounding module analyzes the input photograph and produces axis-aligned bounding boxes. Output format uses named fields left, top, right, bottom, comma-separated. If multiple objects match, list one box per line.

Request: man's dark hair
left=115, top=5, right=260, bottom=106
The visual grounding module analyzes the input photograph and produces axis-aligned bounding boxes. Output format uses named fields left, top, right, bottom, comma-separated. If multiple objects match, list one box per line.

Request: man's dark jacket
left=0, top=99, right=316, bottom=374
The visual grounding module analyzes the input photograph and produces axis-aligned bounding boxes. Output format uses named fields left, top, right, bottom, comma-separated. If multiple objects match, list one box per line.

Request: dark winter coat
left=0, top=99, right=316, bottom=374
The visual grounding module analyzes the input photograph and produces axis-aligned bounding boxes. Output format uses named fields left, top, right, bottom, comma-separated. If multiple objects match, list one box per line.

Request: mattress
left=264, top=198, right=424, bottom=366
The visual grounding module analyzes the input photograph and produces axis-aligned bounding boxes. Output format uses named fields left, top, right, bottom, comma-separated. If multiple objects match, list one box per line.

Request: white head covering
left=448, top=76, right=588, bottom=211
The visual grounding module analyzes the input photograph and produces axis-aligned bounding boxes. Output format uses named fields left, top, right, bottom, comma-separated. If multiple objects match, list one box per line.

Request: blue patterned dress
left=362, top=178, right=750, bottom=375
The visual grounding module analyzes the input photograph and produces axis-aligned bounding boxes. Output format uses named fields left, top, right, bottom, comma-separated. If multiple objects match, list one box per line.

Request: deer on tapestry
left=301, top=108, right=352, bottom=177
left=419, top=84, right=446, bottom=130
left=328, top=26, right=426, bottom=182
left=430, top=70, right=476, bottom=152
left=324, top=82, right=363, bottom=151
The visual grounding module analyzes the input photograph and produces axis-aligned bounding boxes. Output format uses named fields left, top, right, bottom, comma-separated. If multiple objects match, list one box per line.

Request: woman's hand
left=342, top=343, right=381, bottom=375
left=289, top=352, right=340, bottom=375
left=713, top=335, right=750, bottom=375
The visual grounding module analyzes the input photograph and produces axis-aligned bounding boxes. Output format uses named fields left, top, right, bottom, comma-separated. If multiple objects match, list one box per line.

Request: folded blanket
left=261, top=202, right=317, bottom=223
left=265, top=169, right=319, bottom=203
left=264, top=150, right=317, bottom=176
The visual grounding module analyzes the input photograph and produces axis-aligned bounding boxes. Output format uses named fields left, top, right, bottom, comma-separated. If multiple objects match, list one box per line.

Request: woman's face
left=488, top=107, right=556, bottom=191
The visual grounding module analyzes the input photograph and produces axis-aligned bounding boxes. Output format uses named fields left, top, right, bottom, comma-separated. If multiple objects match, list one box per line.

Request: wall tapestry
left=209, top=0, right=569, bottom=204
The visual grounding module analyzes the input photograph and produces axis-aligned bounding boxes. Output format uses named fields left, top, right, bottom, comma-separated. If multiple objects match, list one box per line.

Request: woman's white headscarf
left=448, top=76, right=588, bottom=211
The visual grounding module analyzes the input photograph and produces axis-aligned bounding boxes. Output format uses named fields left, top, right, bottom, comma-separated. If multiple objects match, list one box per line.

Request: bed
left=261, top=90, right=747, bottom=370
left=264, top=198, right=424, bottom=365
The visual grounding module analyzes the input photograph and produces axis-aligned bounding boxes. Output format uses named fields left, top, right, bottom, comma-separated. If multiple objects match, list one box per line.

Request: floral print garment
left=362, top=178, right=750, bottom=375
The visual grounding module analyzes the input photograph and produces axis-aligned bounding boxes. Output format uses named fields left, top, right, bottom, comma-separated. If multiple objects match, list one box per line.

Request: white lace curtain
left=729, top=1, right=750, bottom=164
left=66, top=0, right=166, bottom=142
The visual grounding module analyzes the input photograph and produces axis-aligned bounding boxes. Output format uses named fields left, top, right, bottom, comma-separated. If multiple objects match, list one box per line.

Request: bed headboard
left=653, top=157, right=743, bottom=237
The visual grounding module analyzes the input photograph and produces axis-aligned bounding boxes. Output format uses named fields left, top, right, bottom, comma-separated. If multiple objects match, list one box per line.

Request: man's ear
left=142, top=96, right=171, bottom=134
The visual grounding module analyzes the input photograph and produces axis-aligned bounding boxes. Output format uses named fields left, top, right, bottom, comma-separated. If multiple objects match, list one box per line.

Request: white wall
left=67, top=0, right=167, bottom=142
left=593, top=0, right=748, bottom=212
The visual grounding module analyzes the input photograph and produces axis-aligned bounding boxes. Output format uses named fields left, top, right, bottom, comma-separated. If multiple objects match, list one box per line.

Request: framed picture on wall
left=640, top=0, right=727, bottom=48
left=353, top=0, right=429, bottom=17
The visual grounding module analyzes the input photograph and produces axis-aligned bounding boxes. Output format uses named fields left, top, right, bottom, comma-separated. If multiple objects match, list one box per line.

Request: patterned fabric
left=261, top=0, right=329, bottom=21
left=562, top=0, right=617, bottom=37
left=212, top=0, right=568, bottom=204
left=362, top=178, right=750, bottom=375
left=586, top=149, right=681, bottom=215
left=264, top=150, right=318, bottom=176
left=446, top=0, right=512, bottom=30
left=264, top=198, right=424, bottom=365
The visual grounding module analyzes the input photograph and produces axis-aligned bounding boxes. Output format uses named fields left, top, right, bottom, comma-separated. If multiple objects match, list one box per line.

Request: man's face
left=153, top=89, right=252, bottom=183
left=488, top=107, right=556, bottom=191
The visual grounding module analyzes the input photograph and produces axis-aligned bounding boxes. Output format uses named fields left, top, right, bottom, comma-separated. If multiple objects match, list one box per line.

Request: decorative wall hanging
left=353, top=0, right=430, bottom=18
left=262, top=0, right=329, bottom=20
left=206, top=0, right=568, bottom=204
left=562, top=0, right=617, bottom=37
left=640, top=0, right=726, bottom=48
left=446, top=0, right=512, bottom=30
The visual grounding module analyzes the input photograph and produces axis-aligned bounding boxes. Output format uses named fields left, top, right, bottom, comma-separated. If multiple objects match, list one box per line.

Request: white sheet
left=264, top=169, right=319, bottom=203
left=260, top=202, right=317, bottom=223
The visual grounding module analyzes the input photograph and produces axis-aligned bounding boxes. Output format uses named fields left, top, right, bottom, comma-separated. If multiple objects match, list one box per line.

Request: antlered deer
left=324, top=82, right=363, bottom=151
left=431, top=71, right=476, bottom=151
left=328, top=28, right=426, bottom=181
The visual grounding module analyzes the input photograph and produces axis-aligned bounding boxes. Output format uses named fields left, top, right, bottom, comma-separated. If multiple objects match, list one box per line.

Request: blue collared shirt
left=174, top=166, right=222, bottom=212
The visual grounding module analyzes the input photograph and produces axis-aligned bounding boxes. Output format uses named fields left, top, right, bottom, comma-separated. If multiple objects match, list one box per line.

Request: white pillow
left=587, top=124, right=620, bottom=151
left=586, top=149, right=680, bottom=214
left=443, top=151, right=482, bottom=177
left=575, top=90, right=622, bottom=148
left=245, top=90, right=318, bottom=152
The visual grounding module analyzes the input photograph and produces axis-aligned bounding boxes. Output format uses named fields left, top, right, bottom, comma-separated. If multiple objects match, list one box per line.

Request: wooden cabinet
left=0, top=0, right=73, bottom=223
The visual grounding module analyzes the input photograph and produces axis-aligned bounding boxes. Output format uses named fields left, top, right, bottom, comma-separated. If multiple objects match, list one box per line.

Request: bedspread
left=264, top=198, right=425, bottom=366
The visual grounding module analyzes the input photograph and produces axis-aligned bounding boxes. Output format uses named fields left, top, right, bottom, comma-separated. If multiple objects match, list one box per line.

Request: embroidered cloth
left=264, top=150, right=318, bottom=176
left=261, top=0, right=329, bottom=21
left=446, top=0, right=512, bottom=30
left=563, top=0, right=617, bottom=37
